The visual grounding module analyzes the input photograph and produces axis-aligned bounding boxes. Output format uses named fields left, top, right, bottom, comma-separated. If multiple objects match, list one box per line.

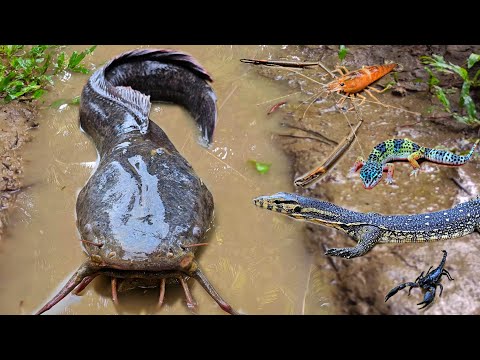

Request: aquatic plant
left=0, top=45, right=96, bottom=103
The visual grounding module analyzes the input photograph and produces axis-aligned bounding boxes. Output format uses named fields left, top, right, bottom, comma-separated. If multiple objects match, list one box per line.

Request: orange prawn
left=326, top=63, right=397, bottom=107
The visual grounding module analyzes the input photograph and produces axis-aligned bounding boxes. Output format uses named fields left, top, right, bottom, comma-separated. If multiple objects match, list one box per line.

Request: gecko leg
left=408, top=151, right=423, bottom=177
left=350, top=156, right=365, bottom=174
left=384, top=163, right=395, bottom=185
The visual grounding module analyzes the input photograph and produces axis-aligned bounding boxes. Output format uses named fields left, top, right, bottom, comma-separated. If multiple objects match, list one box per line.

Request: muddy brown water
left=0, top=45, right=338, bottom=315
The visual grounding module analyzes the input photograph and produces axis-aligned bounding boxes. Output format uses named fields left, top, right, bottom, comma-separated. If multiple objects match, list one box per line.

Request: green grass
left=0, top=45, right=96, bottom=103
left=338, top=45, right=348, bottom=62
left=421, top=53, right=480, bottom=126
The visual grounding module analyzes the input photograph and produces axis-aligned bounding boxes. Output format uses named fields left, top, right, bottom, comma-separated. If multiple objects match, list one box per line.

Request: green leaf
left=0, top=72, right=15, bottom=92
left=39, top=53, right=51, bottom=75
left=424, top=67, right=439, bottom=88
left=28, top=45, right=49, bottom=58
left=33, top=89, right=45, bottom=99
left=55, top=52, right=66, bottom=74
left=11, top=83, right=41, bottom=98
left=70, top=65, right=89, bottom=74
left=70, top=95, right=81, bottom=105
left=67, top=50, right=80, bottom=68
left=3, top=45, right=23, bottom=57
left=249, top=160, right=271, bottom=174
left=459, top=80, right=477, bottom=120
left=467, top=53, right=480, bottom=69
left=452, top=113, right=478, bottom=126
left=433, top=85, right=451, bottom=112
left=85, top=45, right=97, bottom=55
left=472, top=69, right=480, bottom=86
left=50, top=98, right=69, bottom=109
left=50, top=95, right=81, bottom=108
left=338, top=45, right=348, bottom=61
left=67, top=46, right=96, bottom=71
left=423, top=54, right=469, bottom=81
left=42, top=75, right=54, bottom=86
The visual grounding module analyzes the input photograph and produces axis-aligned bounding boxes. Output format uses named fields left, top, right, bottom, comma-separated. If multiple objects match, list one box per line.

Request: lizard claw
left=410, top=169, right=420, bottom=177
left=325, top=247, right=358, bottom=259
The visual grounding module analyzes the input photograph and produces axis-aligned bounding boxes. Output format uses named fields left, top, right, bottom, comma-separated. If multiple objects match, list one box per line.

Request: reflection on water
left=0, top=45, right=334, bottom=315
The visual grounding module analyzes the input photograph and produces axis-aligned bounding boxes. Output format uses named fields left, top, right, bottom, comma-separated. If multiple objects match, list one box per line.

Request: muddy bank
left=251, top=45, right=480, bottom=314
left=0, top=102, right=37, bottom=242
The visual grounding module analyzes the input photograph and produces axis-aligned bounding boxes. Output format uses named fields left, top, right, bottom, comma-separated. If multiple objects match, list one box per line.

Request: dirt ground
left=0, top=102, right=37, bottom=242
left=252, top=45, right=480, bottom=314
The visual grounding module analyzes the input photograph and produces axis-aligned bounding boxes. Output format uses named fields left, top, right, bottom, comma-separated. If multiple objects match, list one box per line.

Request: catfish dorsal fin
left=115, top=85, right=151, bottom=131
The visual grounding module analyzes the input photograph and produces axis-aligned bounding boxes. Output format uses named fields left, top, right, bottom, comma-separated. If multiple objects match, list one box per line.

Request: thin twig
left=240, top=58, right=336, bottom=79
left=300, top=91, right=323, bottom=121
left=205, top=150, right=251, bottom=185
left=275, top=67, right=325, bottom=87
left=240, top=58, right=320, bottom=68
left=318, top=62, right=336, bottom=79
left=280, top=123, right=338, bottom=145
left=182, top=243, right=209, bottom=248
left=275, top=134, right=332, bottom=145
left=256, top=91, right=301, bottom=106
left=449, top=177, right=471, bottom=195
left=219, top=84, right=239, bottom=110
left=294, top=118, right=363, bottom=187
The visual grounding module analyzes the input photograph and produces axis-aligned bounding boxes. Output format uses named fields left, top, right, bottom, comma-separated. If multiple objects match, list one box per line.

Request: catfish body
left=36, top=49, right=237, bottom=314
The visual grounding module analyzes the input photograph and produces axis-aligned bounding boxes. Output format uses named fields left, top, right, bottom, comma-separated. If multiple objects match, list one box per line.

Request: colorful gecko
left=351, top=138, right=479, bottom=189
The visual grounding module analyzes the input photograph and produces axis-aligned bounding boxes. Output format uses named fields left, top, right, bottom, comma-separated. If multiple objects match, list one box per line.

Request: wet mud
left=252, top=45, right=480, bottom=314
left=0, top=102, right=37, bottom=242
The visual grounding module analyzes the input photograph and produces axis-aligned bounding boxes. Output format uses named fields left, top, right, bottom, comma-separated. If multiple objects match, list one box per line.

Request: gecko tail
left=424, top=139, right=479, bottom=165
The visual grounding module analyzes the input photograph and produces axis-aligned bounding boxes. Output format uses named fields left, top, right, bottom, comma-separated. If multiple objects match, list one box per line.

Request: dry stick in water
left=294, top=118, right=363, bottom=187
left=279, top=122, right=338, bottom=146
left=182, top=243, right=209, bottom=248
left=275, top=134, right=334, bottom=145
left=256, top=91, right=301, bottom=106
left=449, top=177, right=472, bottom=195
left=240, top=59, right=320, bottom=68
left=240, top=58, right=336, bottom=79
